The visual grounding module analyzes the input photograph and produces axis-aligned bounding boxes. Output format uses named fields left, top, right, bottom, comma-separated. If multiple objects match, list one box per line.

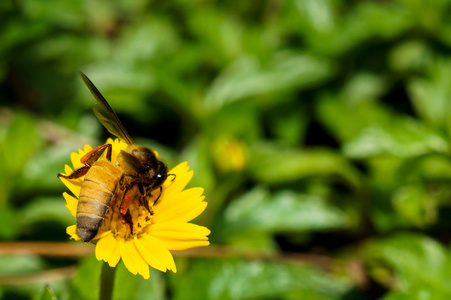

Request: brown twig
left=0, top=265, right=77, bottom=286
left=174, top=245, right=335, bottom=269
left=0, top=242, right=94, bottom=257
left=0, top=242, right=333, bottom=267
left=0, top=242, right=368, bottom=287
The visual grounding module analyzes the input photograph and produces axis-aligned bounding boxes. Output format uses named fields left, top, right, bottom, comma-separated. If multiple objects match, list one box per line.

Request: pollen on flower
left=101, top=192, right=156, bottom=240
left=59, top=138, right=210, bottom=279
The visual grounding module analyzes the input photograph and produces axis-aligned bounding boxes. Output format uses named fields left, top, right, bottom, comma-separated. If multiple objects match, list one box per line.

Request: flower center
left=100, top=190, right=157, bottom=240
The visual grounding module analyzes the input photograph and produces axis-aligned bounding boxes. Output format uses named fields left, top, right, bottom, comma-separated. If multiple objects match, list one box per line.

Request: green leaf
left=389, top=40, right=432, bottom=73
left=203, top=101, right=261, bottom=140
left=20, top=197, right=73, bottom=228
left=266, top=102, right=309, bottom=147
left=38, top=286, right=57, bottom=300
left=115, top=17, right=179, bottom=65
left=69, top=256, right=102, bottom=300
left=340, top=72, right=387, bottom=103
left=112, top=262, right=166, bottom=300
left=21, top=0, right=85, bottom=28
left=382, top=288, right=451, bottom=300
left=181, top=136, right=216, bottom=193
left=0, top=20, right=47, bottom=58
left=204, top=52, right=334, bottom=111
left=248, top=143, right=362, bottom=189
left=0, top=209, right=19, bottom=239
left=391, top=184, right=437, bottom=228
left=316, top=96, right=391, bottom=143
left=343, top=117, right=448, bottom=158
left=292, top=0, right=336, bottom=34
left=294, top=1, right=412, bottom=55
left=0, top=255, right=45, bottom=275
left=223, top=187, right=350, bottom=234
left=0, top=112, right=42, bottom=207
left=112, top=262, right=139, bottom=300
left=22, top=142, right=83, bottom=190
left=408, top=59, right=451, bottom=134
left=400, top=0, right=448, bottom=30
left=171, top=258, right=352, bottom=300
left=136, top=269, right=166, bottom=300
left=364, top=233, right=451, bottom=297
left=316, top=96, right=448, bottom=158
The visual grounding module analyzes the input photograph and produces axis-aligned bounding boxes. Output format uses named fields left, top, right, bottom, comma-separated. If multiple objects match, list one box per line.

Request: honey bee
left=58, top=72, right=169, bottom=243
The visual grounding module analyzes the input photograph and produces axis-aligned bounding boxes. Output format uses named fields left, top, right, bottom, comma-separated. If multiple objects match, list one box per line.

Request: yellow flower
left=59, top=138, right=210, bottom=279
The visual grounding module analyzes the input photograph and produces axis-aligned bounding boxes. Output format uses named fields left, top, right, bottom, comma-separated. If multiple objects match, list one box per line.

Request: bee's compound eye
left=154, top=172, right=166, bottom=187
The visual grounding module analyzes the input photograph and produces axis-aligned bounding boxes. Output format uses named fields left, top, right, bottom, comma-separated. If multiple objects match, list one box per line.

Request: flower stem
left=99, top=262, right=116, bottom=300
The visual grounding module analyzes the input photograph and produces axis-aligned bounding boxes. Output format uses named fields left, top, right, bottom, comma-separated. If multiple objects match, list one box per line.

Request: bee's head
left=119, top=145, right=168, bottom=188
left=152, top=161, right=168, bottom=189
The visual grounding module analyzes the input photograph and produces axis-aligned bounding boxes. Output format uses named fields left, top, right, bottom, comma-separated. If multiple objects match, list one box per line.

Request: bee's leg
left=123, top=210, right=134, bottom=235
left=57, top=165, right=89, bottom=179
left=121, top=183, right=152, bottom=214
left=118, top=174, right=138, bottom=215
left=138, top=184, right=151, bottom=212
left=81, top=144, right=112, bottom=165
left=152, top=186, right=163, bottom=206
left=120, top=189, right=133, bottom=215
left=57, top=144, right=112, bottom=178
left=150, top=174, right=175, bottom=205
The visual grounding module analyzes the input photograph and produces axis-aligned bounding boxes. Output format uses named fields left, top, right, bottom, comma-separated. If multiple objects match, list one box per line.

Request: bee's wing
left=79, top=71, right=134, bottom=145
left=119, top=150, right=146, bottom=174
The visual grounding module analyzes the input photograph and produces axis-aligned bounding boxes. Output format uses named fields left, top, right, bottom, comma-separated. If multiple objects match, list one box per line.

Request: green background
left=2, top=0, right=451, bottom=299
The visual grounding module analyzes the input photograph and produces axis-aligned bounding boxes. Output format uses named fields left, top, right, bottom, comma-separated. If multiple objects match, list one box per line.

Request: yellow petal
left=66, top=225, right=81, bottom=241
left=59, top=175, right=82, bottom=199
left=109, top=138, right=129, bottom=163
left=71, top=145, right=92, bottom=169
left=153, top=191, right=207, bottom=224
left=133, top=239, right=150, bottom=279
left=135, top=235, right=176, bottom=273
left=61, top=165, right=84, bottom=187
left=91, top=230, right=111, bottom=241
left=157, top=187, right=204, bottom=212
left=169, top=202, right=208, bottom=224
left=161, top=162, right=193, bottom=198
left=63, top=165, right=73, bottom=176
left=147, top=222, right=210, bottom=240
left=108, top=239, right=121, bottom=267
left=158, top=238, right=210, bottom=250
left=146, top=222, right=210, bottom=251
left=63, top=192, right=78, bottom=218
left=70, top=152, right=83, bottom=170
left=95, top=233, right=117, bottom=263
left=133, top=236, right=167, bottom=272
left=83, top=144, right=93, bottom=153
left=118, top=239, right=135, bottom=274
left=119, top=238, right=150, bottom=279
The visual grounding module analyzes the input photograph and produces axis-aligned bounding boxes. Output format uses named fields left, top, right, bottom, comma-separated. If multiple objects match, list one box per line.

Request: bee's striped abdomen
left=77, top=160, right=122, bottom=243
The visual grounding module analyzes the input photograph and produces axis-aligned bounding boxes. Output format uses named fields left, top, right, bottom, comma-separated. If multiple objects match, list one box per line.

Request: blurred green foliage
left=2, top=0, right=451, bottom=299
